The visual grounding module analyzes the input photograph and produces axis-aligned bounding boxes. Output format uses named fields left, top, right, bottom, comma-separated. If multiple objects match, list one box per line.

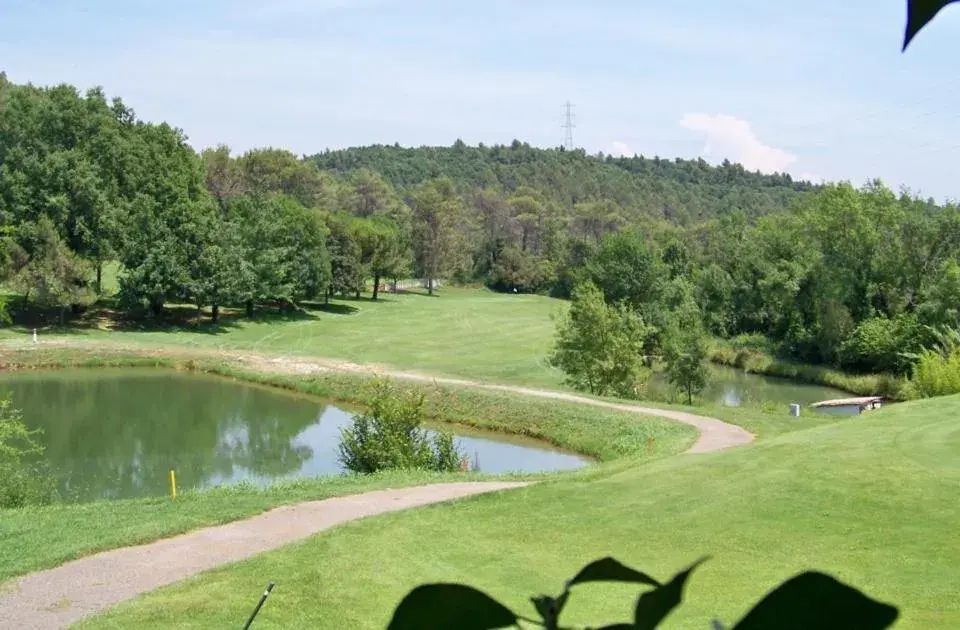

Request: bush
left=0, top=461, right=58, bottom=509
left=840, top=314, right=928, bottom=374
left=0, top=396, right=58, bottom=509
left=906, top=347, right=960, bottom=398
left=337, top=380, right=465, bottom=474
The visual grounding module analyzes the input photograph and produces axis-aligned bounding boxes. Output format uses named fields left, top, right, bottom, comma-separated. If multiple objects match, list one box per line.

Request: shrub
left=337, top=380, right=464, bottom=474
left=907, top=347, right=960, bottom=398
left=0, top=396, right=58, bottom=509
left=840, top=314, right=929, bottom=374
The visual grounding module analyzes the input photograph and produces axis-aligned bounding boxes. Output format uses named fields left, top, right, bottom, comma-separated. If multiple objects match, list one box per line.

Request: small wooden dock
left=810, top=396, right=885, bottom=412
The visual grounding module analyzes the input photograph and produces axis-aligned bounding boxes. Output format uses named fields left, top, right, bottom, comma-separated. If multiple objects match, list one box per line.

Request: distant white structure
left=32, top=328, right=38, bottom=344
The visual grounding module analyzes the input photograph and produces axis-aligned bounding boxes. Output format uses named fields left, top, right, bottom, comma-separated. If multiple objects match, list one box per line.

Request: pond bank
left=708, top=343, right=907, bottom=401
left=0, top=341, right=700, bottom=463
left=2, top=367, right=589, bottom=501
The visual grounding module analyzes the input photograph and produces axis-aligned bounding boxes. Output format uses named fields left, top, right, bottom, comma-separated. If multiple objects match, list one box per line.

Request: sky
left=2, top=0, right=960, bottom=200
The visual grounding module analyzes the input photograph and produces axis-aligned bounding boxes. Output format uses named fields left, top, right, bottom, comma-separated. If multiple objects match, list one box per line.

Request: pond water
left=0, top=369, right=588, bottom=502
left=647, top=364, right=850, bottom=408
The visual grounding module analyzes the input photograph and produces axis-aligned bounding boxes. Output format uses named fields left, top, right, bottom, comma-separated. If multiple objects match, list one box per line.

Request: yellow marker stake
left=170, top=470, right=177, bottom=500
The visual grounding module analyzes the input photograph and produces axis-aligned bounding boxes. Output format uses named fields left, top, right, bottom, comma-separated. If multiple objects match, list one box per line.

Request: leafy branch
left=386, top=556, right=899, bottom=630
left=903, top=0, right=959, bottom=50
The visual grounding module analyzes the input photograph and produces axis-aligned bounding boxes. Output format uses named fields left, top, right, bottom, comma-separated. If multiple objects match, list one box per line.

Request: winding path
left=0, top=338, right=755, bottom=454
left=0, top=482, right=529, bottom=629
left=0, top=339, right=755, bottom=628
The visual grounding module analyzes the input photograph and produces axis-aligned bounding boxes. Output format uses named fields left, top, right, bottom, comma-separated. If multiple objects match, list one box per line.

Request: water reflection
left=647, top=365, right=851, bottom=408
left=0, top=369, right=587, bottom=501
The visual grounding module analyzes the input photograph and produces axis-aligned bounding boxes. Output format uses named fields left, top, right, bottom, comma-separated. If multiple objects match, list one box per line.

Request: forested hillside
left=310, top=142, right=817, bottom=225
left=2, top=72, right=960, bottom=395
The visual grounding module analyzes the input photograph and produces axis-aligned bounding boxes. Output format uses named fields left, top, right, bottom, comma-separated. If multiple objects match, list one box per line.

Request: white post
left=32, top=328, right=38, bottom=344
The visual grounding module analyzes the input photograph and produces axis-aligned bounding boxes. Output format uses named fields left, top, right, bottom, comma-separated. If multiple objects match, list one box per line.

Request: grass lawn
left=0, top=287, right=571, bottom=389
left=81, top=395, right=960, bottom=629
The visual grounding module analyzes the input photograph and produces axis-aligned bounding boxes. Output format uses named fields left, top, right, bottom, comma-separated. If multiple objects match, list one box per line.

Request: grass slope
left=1, top=288, right=570, bottom=388
left=83, top=396, right=960, bottom=629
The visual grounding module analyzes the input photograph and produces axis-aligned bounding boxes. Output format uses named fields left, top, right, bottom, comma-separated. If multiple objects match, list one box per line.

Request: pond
left=0, top=369, right=589, bottom=502
left=648, top=364, right=850, bottom=409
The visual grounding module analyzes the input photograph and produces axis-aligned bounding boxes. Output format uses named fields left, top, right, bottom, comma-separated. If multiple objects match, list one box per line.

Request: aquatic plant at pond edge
left=337, top=379, right=465, bottom=473
left=386, top=556, right=899, bottom=629
left=0, top=396, right=58, bottom=508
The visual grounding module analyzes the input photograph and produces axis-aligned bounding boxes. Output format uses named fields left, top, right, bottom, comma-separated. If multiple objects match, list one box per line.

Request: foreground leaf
left=732, top=571, right=899, bottom=630
left=903, top=0, right=959, bottom=50
left=567, top=557, right=662, bottom=589
left=633, top=557, right=708, bottom=630
left=531, top=592, right=569, bottom=628
left=387, top=583, right=518, bottom=630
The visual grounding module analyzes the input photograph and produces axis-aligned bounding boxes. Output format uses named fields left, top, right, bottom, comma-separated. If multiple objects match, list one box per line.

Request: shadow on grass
left=300, top=302, right=360, bottom=315
left=4, top=298, right=333, bottom=337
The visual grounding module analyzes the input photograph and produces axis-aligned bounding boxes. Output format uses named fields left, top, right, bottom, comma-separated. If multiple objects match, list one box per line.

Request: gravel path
left=0, top=338, right=756, bottom=454
left=0, top=482, right=528, bottom=630
left=0, top=339, right=754, bottom=627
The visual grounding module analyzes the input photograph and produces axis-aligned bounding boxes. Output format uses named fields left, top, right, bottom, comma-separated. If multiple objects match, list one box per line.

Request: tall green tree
left=549, top=281, right=655, bottom=398
left=662, top=297, right=710, bottom=405
left=11, top=216, right=92, bottom=325
left=410, top=178, right=461, bottom=295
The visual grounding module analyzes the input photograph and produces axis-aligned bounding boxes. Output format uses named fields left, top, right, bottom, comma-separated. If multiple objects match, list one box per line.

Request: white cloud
left=610, top=141, right=633, bottom=158
left=679, top=113, right=797, bottom=174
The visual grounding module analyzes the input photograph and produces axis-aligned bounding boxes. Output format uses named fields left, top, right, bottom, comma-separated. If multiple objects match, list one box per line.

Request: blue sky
left=2, top=0, right=960, bottom=200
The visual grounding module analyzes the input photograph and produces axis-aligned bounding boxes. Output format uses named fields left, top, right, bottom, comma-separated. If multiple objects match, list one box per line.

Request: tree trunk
left=59, top=305, right=66, bottom=327
left=96, top=263, right=103, bottom=296
left=428, top=277, right=434, bottom=296
left=372, top=272, right=381, bottom=301
left=245, top=299, right=254, bottom=318
left=150, top=298, right=164, bottom=318
left=212, top=303, right=219, bottom=323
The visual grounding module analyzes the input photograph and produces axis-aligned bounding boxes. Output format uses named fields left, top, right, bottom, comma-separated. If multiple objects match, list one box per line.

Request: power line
left=562, top=101, right=576, bottom=150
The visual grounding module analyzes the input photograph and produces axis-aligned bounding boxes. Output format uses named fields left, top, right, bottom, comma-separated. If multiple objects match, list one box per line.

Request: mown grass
left=0, top=287, right=570, bottom=389
left=83, top=395, right=960, bottom=629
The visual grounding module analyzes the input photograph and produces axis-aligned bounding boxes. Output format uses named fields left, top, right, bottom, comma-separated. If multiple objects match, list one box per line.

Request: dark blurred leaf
left=633, top=557, right=708, bottom=630
left=592, top=625, right=633, bottom=629
left=732, top=571, right=899, bottom=630
left=903, top=0, right=959, bottom=50
left=532, top=592, right=569, bottom=628
left=387, top=583, right=518, bottom=630
left=568, top=557, right=661, bottom=589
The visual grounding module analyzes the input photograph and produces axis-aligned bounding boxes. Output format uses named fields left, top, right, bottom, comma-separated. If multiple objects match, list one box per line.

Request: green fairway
left=82, top=396, right=960, bottom=629
left=1, top=288, right=570, bottom=389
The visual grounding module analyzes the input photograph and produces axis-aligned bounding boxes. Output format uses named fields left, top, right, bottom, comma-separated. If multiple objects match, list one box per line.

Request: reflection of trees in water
left=2, top=371, right=322, bottom=500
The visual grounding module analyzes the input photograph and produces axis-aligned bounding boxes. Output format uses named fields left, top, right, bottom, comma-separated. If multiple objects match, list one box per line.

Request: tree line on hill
left=2, top=73, right=960, bottom=397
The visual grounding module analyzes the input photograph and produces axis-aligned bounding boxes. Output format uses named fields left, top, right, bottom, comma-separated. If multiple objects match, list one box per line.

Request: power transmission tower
left=562, top=101, right=576, bottom=150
